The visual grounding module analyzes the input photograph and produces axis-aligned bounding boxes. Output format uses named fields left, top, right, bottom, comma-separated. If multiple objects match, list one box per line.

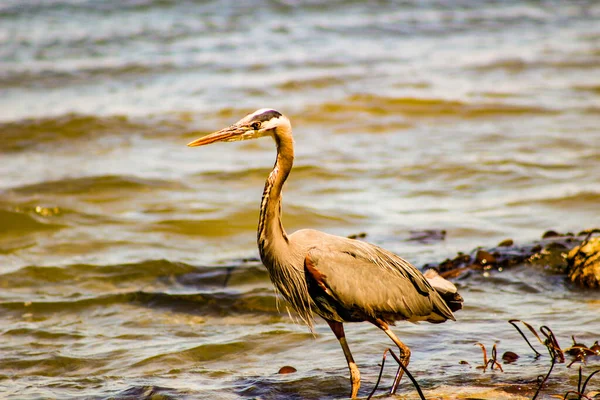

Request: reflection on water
left=1, top=0, right=599, bottom=398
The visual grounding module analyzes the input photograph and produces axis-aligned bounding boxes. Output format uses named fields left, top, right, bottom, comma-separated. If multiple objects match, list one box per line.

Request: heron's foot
left=349, top=360, right=360, bottom=398
left=390, top=350, right=411, bottom=394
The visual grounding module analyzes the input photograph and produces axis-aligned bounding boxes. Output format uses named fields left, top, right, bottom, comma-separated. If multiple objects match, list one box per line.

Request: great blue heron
left=188, top=108, right=463, bottom=398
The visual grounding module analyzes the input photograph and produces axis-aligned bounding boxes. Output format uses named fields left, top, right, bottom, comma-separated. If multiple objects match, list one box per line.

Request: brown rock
left=542, top=230, right=560, bottom=239
left=278, top=366, right=297, bottom=374
left=502, top=351, right=519, bottom=364
left=567, top=237, right=600, bottom=288
left=347, top=232, right=367, bottom=239
left=408, top=229, right=446, bottom=243
left=475, top=250, right=496, bottom=267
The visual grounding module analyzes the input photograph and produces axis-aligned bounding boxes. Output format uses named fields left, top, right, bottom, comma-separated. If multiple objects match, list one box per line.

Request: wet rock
left=426, top=252, right=471, bottom=275
left=567, top=237, right=600, bottom=288
left=501, top=351, right=519, bottom=364
left=425, top=230, right=599, bottom=278
left=347, top=232, right=367, bottom=239
left=278, top=366, right=297, bottom=374
left=542, top=230, right=561, bottom=239
left=528, top=241, right=570, bottom=273
left=475, top=250, right=496, bottom=267
left=565, top=336, right=596, bottom=356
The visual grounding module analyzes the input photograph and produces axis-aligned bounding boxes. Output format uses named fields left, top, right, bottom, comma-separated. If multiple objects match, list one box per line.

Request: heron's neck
left=257, top=127, right=294, bottom=265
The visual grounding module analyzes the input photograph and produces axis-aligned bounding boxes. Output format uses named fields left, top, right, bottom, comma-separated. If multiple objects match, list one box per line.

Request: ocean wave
left=153, top=203, right=361, bottom=238
left=0, top=289, right=278, bottom=317
left=310, top=94, right=557, bottom=120
left=0, top=354, right=109, bottom=378
left=0, top=207, right=64, bottom=235
left=153, top=215, right=259, bottom=238
left=132, top=340, right=256, bottom=367
left=0, top=62, right=182, bottom=90
left=2, top=327, right=85, bottom=340
left=10, top=175, right=188, bottom=196
left=472, top=56, right=600, bottom=72
left=196, top=164, right=349, bottom=183
left=0, top=114, right=152, bottom=152
left=506, top=190, right=600, bottom=209
left=0, top=259, right=268, bottom=290
left=276, top=75, right=357, bottom=91
left=131, top=330, right=315, bottom=371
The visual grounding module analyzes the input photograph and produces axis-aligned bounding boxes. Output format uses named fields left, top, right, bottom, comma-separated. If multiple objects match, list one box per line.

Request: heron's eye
left=251, top=122, right=261, bottom=130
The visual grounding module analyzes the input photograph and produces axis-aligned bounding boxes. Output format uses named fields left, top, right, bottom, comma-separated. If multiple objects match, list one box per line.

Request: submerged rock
left=347, top=232, right=367, bottom=240
left=408, top=229, right=446, bottom=243
left=567, top=237, right=600, bottom=289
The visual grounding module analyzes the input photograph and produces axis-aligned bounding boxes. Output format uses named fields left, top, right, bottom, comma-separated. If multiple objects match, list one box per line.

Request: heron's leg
left=372, top=320, right=411, bottom=394
left=326, top=319, right=360, bottom=399
left=383, top=327, right=411, bottom=394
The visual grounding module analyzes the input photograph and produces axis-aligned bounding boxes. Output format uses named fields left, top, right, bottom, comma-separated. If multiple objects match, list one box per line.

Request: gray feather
left=289, top=229, right=456, bottom=324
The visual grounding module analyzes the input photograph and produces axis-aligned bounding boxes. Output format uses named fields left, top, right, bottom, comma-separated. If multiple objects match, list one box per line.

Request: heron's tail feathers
left=424, top=269, right=464, bottom=313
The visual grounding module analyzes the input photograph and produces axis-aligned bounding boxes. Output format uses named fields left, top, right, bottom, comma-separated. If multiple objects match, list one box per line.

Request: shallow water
left=1, top=0, right=600, bottom=399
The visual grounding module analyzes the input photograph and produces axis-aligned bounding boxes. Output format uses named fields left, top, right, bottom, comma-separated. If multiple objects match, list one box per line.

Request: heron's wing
left=305, top=240, right=454, bottom=323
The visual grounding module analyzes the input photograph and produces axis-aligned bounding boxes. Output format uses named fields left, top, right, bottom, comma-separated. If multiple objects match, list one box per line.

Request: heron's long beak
left=187, top=125, right=245, bottom=147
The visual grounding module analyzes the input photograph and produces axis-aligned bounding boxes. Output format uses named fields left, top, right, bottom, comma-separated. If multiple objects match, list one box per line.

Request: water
left=1, top=0, right=600, bottom=398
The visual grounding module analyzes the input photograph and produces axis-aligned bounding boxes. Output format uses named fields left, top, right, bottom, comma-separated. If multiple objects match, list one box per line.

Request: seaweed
left=475, top=342, right=503, bottom=372
left=367, top=348, right=426, bottom=400
left=562, top=366, right=600, bottom=399
left=508, top=320, right=600, bottom=399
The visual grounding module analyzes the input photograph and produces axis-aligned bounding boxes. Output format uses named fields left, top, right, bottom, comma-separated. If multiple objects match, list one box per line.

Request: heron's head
left=187, top=108, right=290, bottom=147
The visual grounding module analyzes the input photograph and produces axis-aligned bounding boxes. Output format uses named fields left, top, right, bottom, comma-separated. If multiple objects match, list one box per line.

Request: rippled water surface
left=1, top=1, right=600, bottom=399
